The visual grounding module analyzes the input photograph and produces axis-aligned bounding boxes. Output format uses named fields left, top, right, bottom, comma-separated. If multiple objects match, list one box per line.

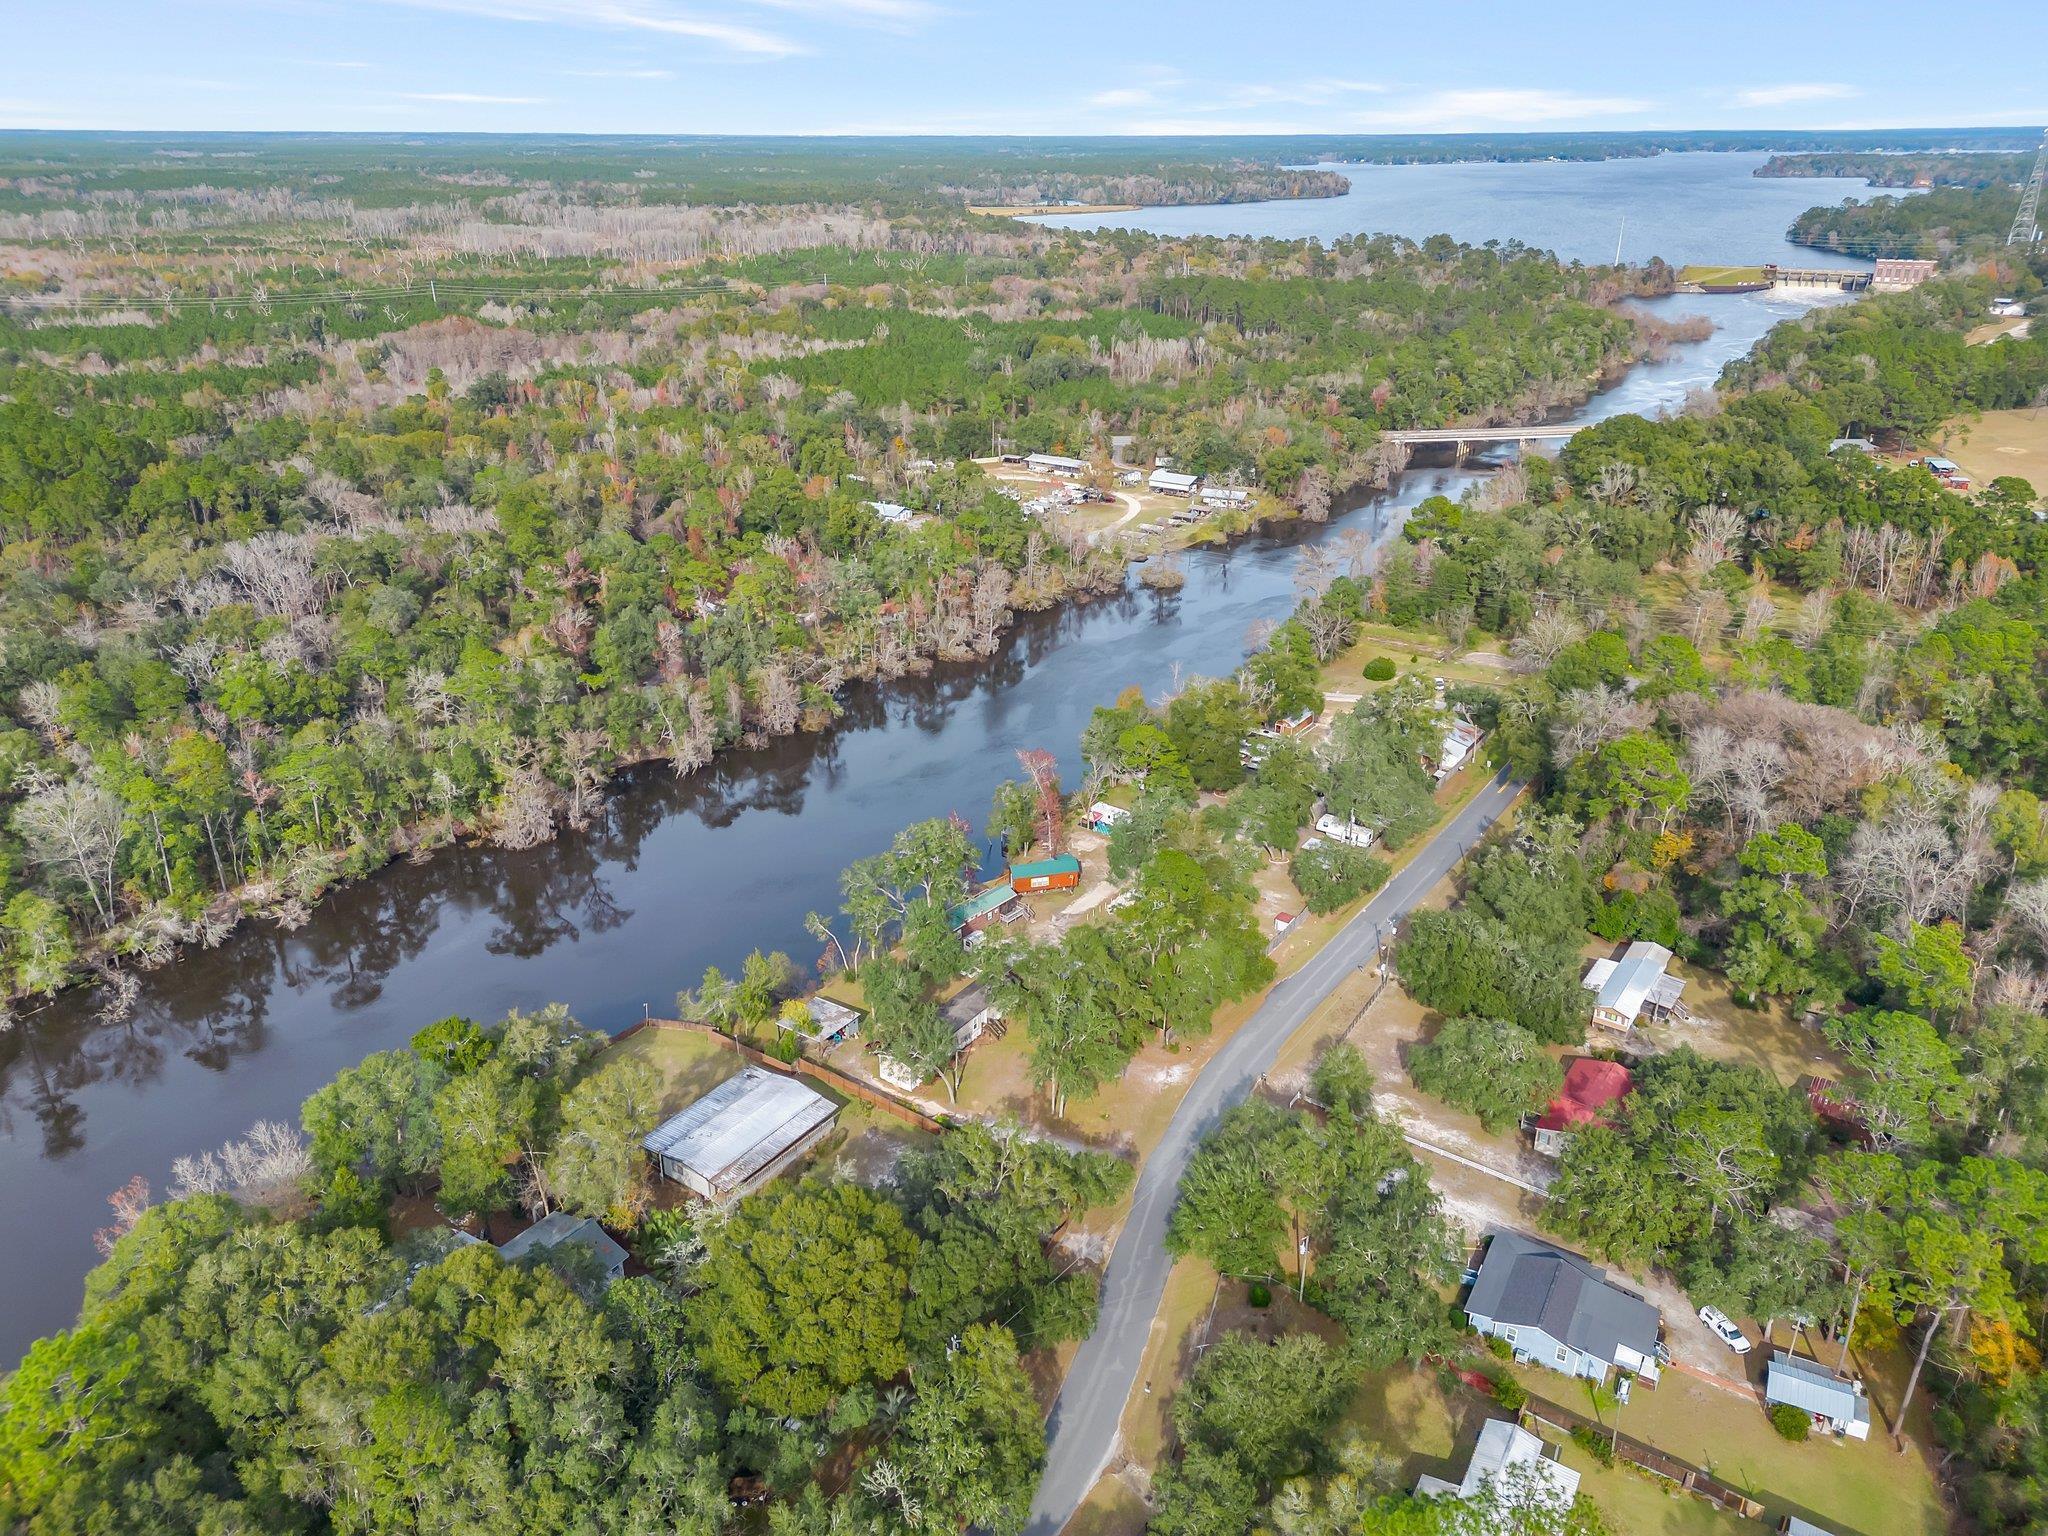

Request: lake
left=0, top=156, right=1865, bottom=1359
left=1030, top=150, right=1893, bottom=270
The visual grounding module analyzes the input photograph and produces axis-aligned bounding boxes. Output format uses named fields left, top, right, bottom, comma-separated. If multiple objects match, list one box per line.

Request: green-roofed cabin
left=1009, top=854, right=1082, bottom=893
left=948, top=881, right=1022, bottom=935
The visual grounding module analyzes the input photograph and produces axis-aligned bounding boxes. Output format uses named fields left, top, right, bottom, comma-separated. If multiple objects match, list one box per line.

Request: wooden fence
left=1518, top=1392, right=1766, bottom=1520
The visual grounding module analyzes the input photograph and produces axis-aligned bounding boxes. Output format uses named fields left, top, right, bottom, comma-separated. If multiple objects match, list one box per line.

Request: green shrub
left=1769, top=1403, right=1812, bottom=1441
left=1493, top=1376, right=1528, bottom=1412
left=1362, top=656, right=1397, bottom=682
left=1290, top=842, right=1391, bottom=914
left=1247, top=1281, right=1272, bottom=1308
left=1486, top=1335, right=1514, bottom=1362
left=1570, top=1424, right=1616, bottom=1465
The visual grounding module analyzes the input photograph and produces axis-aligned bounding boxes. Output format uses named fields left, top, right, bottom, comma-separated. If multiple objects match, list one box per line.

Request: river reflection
left=0, top=285, right=1848, bottom=1356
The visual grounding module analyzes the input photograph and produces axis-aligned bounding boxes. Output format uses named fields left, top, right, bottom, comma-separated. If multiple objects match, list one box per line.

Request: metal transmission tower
left=2010, top=131, right=2048, bottom=247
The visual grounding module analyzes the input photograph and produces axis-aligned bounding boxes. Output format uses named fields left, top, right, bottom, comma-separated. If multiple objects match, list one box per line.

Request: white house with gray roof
left=1464, top=1230, right=1662, bottom=1384
left=1582, top=941, right=1686, bottom=1031
left=1416, top=1418, right=1581, bottom=1521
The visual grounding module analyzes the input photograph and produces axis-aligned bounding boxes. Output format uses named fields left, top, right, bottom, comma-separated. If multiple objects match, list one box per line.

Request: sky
left=2, top=0, right=2043, bottom=136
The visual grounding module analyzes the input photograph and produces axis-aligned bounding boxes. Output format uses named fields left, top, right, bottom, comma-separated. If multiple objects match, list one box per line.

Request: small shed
left=1533, top=1058, right=1633, bottom=1157
left=642, top=1066, right=839, bottom=1200
left=948, top=881, right=1022, bottom=935
left=497, top=1212, right=628, bottom=1282
left=1087, top=801, right=1132, bottom=835
left=781, top=994, right=862, bottom=1048
left=1011, top=853, right=1082, bottom=893
left=1765, top=1351, right=1871, bottom=1440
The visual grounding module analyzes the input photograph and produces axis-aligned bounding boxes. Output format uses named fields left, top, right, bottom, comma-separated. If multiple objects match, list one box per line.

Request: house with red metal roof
left=1532, top=1058, right=1633, bottom=1157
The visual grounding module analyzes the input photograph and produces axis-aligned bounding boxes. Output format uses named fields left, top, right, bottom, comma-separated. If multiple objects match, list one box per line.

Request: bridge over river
left=1379, top=422, right=1587, bottom=461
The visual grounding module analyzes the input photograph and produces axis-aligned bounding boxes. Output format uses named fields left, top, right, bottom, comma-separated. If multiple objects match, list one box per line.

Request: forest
left=0, top=152, right=1651, bottom=1012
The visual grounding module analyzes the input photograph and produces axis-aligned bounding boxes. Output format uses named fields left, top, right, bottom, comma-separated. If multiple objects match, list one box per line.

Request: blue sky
left=3, top=0, right=2042, bottom=135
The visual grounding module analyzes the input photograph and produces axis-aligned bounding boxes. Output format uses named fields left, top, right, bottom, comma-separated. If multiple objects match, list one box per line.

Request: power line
left=2009, top=130, right=2048, bottom=247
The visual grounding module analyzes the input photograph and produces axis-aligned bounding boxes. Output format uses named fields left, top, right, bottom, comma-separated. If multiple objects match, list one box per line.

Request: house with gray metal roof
left=642, top=1066, right=839, bottom=1201
left=1415, top=1417, right=1581, bottom=1519
left=1765, top=1351, right=1871, bottom=1439
left=1582, top=941, right=1687, bottom=1031
left=1464, top=1230, right=1662, bottom=1384
left=496, top=1212, right=628, bottom=1282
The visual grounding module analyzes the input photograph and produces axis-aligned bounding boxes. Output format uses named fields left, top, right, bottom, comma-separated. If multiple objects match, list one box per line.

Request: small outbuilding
left=642, top=1066, right=840, bottom=1201
left=1583, top=941, right=1686, bottom=1031
left=1086, top=802, right=1132, bottom=835
left=1532, top=1058, right=1633, bottom=1157
left=781, top=994, right=862, bottom=1048
left=1765, top=1351, right=1871, bottom=1440
left=1011, top=853, right=1082, bottom=893
left=497, top=1212, right=628, bottom=1282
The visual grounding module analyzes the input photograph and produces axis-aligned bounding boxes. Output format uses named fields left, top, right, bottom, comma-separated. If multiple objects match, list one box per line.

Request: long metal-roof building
left=642, top=1065, right=839, bottom=1201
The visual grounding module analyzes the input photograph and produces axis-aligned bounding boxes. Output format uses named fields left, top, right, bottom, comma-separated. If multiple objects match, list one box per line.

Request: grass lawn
left=1630, top=958, right=1847, bottom=1088
left=1678, top=264, right=1769, bottom=288
left=1517, top=1361, right=1948, bottom=1536
left=1936, top=406, right=2048, bottom=494
left=605, top=1025, right=742, bottom=1116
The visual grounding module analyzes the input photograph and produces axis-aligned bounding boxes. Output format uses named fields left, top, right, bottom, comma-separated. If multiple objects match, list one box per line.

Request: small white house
left=1025, top=452, right=1087, bottom=478
left=1582, top=941, right=1686, bottom=1030
left=1434, top=717, right=1483, bottom=781
left=867, top=500, right=918, bottom=525
left=1314, top=813, right=1377, bottom=849
left=1991, top=297, right=2027, bottom=318
left=1149, top=469, right=1201, bottom=496
left=1087, top=801, right=1132, bottom=835
left=878, top=984, right=998, bottom=1091
left=1416, top=1418, right=1581, bottom=1517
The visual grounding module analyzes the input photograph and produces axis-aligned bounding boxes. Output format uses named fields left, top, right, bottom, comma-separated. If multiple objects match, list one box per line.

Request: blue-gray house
left=1464, top=1230, right=1662, bottom=1384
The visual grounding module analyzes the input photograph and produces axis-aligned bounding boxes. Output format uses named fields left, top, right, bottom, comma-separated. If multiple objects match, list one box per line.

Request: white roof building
left=867, top=500, right=918, bottom=525
left=1435, top=717, right=1483, bottom=781
left=1149, top=469, right=1201, bottom=495
left=642, top=1066, right=839, bottom=1200
left=1583, top=941, right=1685, bottom=1030
left=1025, top=452, right=1087, bottom=476
left=1415, top=1418, right=1581, bottom=1520
left=1199, top=485, right=1251, bottom=508
left=1765, top=1352, right=1871, bottom=1440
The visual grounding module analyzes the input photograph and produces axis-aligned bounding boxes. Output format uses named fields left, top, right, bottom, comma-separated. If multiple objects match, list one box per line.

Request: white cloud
left=1088, top=86, right=1158, bottom=109
left=322, top=60, right=373, bottom=69
left=564, top=65, right=676, bottom=78
left=1734, top=82, right=1858, bottom=108
left=399, top=90, right=549, bottom=103
left=364, top=0, right=804, bottom=58
left=1350, top=88, right=1652, bottom=129
left=743, top=0, right=938, bottom=24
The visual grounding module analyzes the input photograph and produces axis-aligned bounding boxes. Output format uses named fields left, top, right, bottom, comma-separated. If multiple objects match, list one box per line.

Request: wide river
left=0, top=157, right=1875, bottom=1359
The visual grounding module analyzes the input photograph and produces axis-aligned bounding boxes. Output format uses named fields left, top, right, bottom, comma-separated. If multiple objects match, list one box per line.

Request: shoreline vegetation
left=5, top=211, right=2045, bottom=1534
left=0, top=138, right=1681, bottom=1017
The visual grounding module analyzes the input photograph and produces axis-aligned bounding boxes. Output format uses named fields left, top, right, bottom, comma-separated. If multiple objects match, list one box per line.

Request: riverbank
left=0, top=277, right=1853, bottom=1362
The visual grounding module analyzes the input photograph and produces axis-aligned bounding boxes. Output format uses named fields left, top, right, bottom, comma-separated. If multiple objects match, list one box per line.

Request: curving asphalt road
left=1024, top=767, right=1524, bottom=1535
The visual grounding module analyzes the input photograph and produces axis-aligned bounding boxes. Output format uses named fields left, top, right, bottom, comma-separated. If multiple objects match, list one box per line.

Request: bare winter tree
left=1294, top=463, right=1333, bottom=524
left=1839, top=797, right=1972, bottom=934
left=16, top=772, right=125, bottom=927
left=1686, top=505, right=1746, bottom=572
left=492, top=751, right=562, bottom=850
left=968, top=561, right=1013, bottom=655
left=1510, top=606, right=1585, bottom=670
left=755, top=662, right=802, bottom=737
left=167, top=1119, right=312, bottom=1207
left=1551, top=684, right=1652, bottom=764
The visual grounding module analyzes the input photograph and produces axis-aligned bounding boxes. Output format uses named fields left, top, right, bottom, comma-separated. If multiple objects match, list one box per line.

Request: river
left=0, top=161, right=1866, bottom=1360
left=1028, top=150, right=1896, bottom=270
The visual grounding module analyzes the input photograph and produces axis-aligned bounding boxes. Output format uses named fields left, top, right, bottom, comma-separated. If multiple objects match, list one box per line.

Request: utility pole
left=2009, top=130, right=2047, bottom=247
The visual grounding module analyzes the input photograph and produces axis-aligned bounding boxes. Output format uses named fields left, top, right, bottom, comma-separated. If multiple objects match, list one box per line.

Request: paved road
left=1024, top=768, right=1524, bottom=1534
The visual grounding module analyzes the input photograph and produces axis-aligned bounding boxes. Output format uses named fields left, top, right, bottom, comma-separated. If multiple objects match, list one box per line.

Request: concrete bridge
left=1381, top=423, right=1587, bottom=460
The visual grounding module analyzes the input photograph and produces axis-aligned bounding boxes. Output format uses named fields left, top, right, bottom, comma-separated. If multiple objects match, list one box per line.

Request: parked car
left=1698, top=1304, right=1752, bottom=1354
